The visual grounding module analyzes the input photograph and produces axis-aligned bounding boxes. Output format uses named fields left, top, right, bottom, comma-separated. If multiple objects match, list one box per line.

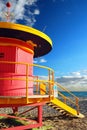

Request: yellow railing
left=0, top=61, right=79, bottom=115
left=0, top=61, right=54, bottom=102
left=55, top=82, right=79, bottom=115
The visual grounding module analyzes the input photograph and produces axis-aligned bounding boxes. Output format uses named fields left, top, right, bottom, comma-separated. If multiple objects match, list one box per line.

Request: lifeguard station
left=0, top=2, right=84, bottom=130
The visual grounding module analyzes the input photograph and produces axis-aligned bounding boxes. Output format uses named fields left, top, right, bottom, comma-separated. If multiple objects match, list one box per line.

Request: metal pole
left=38, top=105, right=43, bottom=126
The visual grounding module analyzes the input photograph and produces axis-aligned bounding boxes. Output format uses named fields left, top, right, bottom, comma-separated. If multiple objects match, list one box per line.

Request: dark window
left=0, top=53, right=4, bottom=58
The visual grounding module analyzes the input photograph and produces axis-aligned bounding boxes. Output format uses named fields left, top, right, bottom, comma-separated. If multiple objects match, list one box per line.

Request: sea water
left=60, top=91, right=87, bottom=98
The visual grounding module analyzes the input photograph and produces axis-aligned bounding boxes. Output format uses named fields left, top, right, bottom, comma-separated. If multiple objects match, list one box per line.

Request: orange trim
left=0, top=37, right=34, bottom=55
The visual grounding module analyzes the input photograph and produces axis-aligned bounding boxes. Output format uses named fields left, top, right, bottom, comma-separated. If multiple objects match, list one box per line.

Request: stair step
left=61, top=111, right=67, bottom=115
left=55, top=107, right=61, bottom=111
left=51, top=105, right=57, bottom=109
left=47, top=102, right=72, bottom=117
left=47, top=102, right=70, bottom=116
left=47, top=104, right=53, bottom=107
left=63, top=113, right=70, bottom=117
left=59, top=109, right=65, bottom=113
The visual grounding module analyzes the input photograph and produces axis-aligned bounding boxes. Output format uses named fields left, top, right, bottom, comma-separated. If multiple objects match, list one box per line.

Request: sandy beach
left=0, top=98, right=87, bottom=130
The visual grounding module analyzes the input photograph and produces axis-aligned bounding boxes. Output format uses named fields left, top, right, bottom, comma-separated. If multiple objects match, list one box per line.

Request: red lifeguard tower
left=0, top=2, right=54, bottom=128
left=0, top=22, right=53, bottom=96
left=0, top=2, right=84, bottom=130
left=0, top=2, right=55, bottom=129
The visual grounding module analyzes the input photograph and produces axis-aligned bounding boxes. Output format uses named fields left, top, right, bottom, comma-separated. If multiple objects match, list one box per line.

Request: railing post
left=48, top=69, right=51, bottom=99
left=76, top=97, right=79, bottom=115
left=26, top=64, right=29, bottom=103
left=64, top=97, right=67, bottom=104
left=36, top=76, right=39, bottom=94
left=51, top=71, right=54, bottom=95
left=49, top=69, right=53, bottom=100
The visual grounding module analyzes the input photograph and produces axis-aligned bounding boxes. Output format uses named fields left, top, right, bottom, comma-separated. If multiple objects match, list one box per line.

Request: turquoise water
left=60, top=91, right=87, bottom=98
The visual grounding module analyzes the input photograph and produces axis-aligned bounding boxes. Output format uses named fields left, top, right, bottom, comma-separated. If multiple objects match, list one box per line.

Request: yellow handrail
left=55, top=82, right=79, bottom=114
left=55, top=82, right=78, bottom=98
left=0, top=61, right=54, bottom=102
left=0, top=60, right=79, bottom=114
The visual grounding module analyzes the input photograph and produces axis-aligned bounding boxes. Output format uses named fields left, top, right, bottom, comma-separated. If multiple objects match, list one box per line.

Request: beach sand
left=0, top=98, right=87, bottom=129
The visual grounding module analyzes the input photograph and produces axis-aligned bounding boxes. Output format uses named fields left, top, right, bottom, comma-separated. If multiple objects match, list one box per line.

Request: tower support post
left=38, top=105, right=43, bottom=126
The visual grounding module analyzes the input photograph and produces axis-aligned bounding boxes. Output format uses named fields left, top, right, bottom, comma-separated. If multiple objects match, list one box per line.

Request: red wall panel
left=0, top=46, right=16, bottom=72
left=0, top=46, right=34, bottom=96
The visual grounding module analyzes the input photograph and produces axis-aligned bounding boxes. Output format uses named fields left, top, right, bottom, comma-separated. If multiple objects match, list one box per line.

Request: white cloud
left=39, top=58, right=47, bottom=63
left=33, top=60, right=38, bottom=64
left=0, top=0, right=40, bottom=26
left=70, top=71, right=81, bottom=76
left=55, top=70, right=87, bottom=91
left=33, top=58, right=47, bottom=64
left=38, top=75, right=48, bottom=80
left=34, top=9, right=40, bottom=15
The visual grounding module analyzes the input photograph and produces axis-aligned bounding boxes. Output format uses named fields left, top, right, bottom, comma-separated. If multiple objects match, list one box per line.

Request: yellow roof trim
left=0, top=22, right=52, bottom=47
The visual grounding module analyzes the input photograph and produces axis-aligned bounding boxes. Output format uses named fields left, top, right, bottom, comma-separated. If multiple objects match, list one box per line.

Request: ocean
left=60, top=91, right=87, bottom=98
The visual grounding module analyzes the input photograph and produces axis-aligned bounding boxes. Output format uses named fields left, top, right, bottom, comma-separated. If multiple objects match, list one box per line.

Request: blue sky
left=34, top=0, right=87, bottom=76
left=0, top=0, right=87, bottom=91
